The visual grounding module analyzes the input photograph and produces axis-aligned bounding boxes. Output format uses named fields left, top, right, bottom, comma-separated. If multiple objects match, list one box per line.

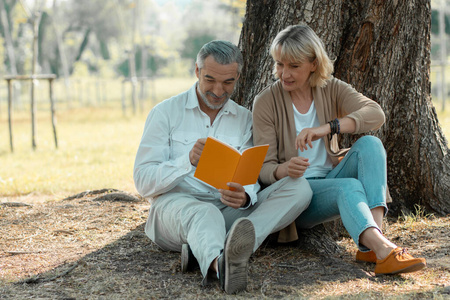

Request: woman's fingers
left=287, top=157, right=310, bottom=177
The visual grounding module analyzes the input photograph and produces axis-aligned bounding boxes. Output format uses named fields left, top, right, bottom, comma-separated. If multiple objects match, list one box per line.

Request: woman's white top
left=293, top=101, right=333, bottom=178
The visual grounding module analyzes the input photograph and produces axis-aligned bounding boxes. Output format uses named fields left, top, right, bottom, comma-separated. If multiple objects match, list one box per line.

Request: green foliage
left=0, top=0, right=245, bottom=79
left=64, top=1, right=124, bottom=42
left=431, top=9, right=450, bottom=35
left=180, top=31, right=216, bottom=62
left=159, top=57, right=192, bottom=77
left=399, top=204, right=434, bottom=225
left=71, top=61, right=90, bottom=77
left=0, top=36, right=5, bottom=76
left=115, top=45, right=168, bottom=77
left=99, top=40, right=110, bottom=60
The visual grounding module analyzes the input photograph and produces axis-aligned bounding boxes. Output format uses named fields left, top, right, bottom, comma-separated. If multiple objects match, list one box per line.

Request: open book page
left=194, top=137, right=241, bottom=190
left=194, top=136, right=268, bottom=190
left=232, top=144, right=269, bottom=186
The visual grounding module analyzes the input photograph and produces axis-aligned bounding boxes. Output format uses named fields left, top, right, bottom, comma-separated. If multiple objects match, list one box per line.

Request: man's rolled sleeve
left=240, top=183, right=259, bottom=209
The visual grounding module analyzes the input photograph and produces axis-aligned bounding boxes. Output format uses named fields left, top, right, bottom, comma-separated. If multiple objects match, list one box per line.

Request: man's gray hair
left=196, top=40, right=243, bottom=73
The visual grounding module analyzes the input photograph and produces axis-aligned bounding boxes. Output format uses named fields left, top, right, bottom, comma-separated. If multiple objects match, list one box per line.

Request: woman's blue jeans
left=295, top=135, right=388, bottom=251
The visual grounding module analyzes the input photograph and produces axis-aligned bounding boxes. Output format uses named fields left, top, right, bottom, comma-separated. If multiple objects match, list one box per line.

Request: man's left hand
left=219, top=182, right=248, bottom=209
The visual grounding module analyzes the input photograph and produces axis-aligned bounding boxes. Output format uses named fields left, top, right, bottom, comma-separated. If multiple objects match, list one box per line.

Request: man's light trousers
left=145, top=176, right=312, bottom=278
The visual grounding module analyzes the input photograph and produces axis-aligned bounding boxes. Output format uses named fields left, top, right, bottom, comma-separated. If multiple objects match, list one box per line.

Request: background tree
left=61, top=0, right=124, bottom=74
left=178, top=0, right=246, bottom=71
left=116, top=44, right=167, bottom=77
left=235, top=0, right=450, bottom=216
left=0, top=0, right=17, bottom=75
left=180, top=30, right=215, bottom=70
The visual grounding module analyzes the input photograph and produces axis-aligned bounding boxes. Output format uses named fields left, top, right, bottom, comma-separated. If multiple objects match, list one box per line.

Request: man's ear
left=195, top=64, right=200, bottom=79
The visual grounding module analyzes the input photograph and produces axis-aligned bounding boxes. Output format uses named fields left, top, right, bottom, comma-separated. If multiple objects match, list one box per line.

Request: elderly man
left=133, top=40, right=312, bottom=294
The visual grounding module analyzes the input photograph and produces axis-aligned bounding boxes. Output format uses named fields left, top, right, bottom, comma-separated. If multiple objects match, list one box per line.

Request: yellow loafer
left=356, top=250, right=377, bottom=263
left=374, top=247, right=426, bottom=275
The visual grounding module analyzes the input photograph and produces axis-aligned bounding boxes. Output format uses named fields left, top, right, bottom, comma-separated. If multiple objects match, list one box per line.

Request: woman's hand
left=219, top=182, right=248, bottom=209
left=295, top=124, right=330, bottom=152
left=276, top=157, right=310, bottom=180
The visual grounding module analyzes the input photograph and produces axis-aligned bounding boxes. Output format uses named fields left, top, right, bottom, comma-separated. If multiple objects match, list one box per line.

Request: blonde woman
left=252, top=24, right=426, bottom=275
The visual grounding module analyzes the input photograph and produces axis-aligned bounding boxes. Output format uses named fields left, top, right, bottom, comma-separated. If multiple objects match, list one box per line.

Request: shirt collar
left=186, top=82, right=238, bottom=116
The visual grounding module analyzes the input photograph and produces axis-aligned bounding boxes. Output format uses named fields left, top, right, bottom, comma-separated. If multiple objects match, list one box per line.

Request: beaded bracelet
left=328, top=118, right=340, bottom=139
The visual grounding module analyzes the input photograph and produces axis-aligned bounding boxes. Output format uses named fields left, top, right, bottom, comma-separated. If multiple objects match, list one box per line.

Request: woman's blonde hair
left=269, top=24, right=334, bottom=88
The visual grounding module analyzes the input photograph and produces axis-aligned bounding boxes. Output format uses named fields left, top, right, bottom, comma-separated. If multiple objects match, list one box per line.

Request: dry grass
left=0, top=190, right=448, bottom=299
left=437, top=104, right=450, bottom=139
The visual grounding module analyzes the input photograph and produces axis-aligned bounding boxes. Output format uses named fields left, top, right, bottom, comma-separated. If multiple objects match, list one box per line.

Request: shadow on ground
left=0, top=194, right=448, bottom=299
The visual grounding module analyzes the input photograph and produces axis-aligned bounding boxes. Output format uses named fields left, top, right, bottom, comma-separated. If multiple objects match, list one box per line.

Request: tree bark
left=235, top=0, right=449, bottom=215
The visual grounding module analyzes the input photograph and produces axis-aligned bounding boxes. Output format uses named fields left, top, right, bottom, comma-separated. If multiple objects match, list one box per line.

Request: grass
left=436, top=103, right=450, bottom=138
left=0, top=106, right=142, bottom=198
left=399, top=204, right=434, bottom=225
left=0, top=77, right=449, bottom=202
left=0, top=76, right=197, bottom=201
left=1, top=195, right=448, bottom=298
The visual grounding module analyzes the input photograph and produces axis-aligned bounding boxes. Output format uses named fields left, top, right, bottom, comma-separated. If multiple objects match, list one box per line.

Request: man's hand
left=189, top=138, right=207, bottom=166
left=295, top=125, right=330, bottom=152
left=219, top=182, right=248, bottom=209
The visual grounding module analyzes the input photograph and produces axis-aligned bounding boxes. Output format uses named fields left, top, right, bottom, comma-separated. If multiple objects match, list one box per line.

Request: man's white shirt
left=134, top=83, right=260, bottom=206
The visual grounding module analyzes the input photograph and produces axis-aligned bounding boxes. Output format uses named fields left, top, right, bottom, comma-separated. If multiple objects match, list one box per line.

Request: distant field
left=0, top=76, right=196, bottom=200
left=437, top=105, right=450, bottom=138
left=0, top=76, right=449, bottom=201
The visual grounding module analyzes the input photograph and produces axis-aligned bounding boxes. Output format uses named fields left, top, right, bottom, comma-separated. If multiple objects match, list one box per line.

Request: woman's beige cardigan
left=252, top=77, right=388, bottom=242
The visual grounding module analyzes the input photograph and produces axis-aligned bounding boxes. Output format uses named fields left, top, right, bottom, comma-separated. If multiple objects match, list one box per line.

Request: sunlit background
left=0, top=0, right=448, bottom=201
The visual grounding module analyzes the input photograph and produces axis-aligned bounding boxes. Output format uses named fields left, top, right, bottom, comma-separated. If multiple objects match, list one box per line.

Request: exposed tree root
left=0, top=202, right=32, bottom=207
left=63, top=188, right=121, bottom=200
left=18, top=262, right=79, bottom=284
left=93, top=192, right=141, bottom=202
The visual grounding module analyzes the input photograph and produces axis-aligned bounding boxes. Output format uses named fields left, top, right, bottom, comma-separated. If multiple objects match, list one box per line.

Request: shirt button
left=206, top=125, right=209, bottom=128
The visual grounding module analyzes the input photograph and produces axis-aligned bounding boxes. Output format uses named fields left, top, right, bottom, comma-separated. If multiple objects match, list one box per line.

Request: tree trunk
left=236, top=0, right=450, bottom=216
left=31, top=11, right=43, bottom=150
left=52, top=0, right=72, bottom=104
left=74, top=28, right=91, bottom=63
left=0, top=0, right=17, bottom=75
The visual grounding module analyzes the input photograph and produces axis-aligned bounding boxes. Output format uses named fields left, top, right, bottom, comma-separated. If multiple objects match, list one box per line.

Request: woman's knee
left=335, top=178, right=365, bottom=200
left=355, top=136, right=385, bottom=155
left=357, top=135, right=382, bottom=146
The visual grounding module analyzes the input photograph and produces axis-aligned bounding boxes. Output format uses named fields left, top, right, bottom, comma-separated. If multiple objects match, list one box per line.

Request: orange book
left=194, top=136, right=269, bottom=190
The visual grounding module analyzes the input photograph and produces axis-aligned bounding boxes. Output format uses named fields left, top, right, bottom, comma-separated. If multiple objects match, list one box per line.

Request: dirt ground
left=0, top=190, right=449, bottom=299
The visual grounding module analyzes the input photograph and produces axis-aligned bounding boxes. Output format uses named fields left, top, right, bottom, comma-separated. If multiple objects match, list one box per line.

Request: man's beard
left=197, top=85, right=230, bottom=110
